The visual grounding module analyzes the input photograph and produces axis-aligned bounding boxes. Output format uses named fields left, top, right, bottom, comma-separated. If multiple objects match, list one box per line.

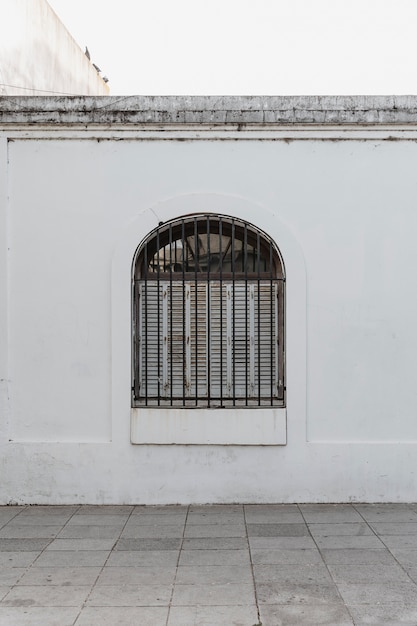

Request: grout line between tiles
left=165, top=504, right=189, bottom=626
left=243, top=504, right=262, bottom=626
left=297, top=503, right=356, bottom=626
left=71, top=506, right=135, bottom=626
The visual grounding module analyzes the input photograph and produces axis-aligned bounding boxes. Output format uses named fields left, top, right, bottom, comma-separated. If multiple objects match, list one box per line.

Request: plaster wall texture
left=0, top=96, right=416, bottom=504
left=0, top=0, right=109, bottom=96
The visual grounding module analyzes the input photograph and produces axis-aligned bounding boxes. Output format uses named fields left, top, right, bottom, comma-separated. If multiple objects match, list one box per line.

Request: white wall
left=0, top=0, right=109, bottom=96
left=1, top=130, right=417, bottom=503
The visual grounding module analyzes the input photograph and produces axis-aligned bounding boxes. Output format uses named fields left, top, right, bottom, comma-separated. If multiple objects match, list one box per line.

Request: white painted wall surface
left=0, top=0, right=109, bottom=95
left=1, top=127, right=417, bottom=503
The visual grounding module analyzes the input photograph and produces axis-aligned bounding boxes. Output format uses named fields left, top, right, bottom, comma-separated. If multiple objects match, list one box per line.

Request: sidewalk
left=1, top=503, right=417, bottom=625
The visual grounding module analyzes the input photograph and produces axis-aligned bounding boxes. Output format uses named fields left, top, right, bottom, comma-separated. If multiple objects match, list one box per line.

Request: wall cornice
left=2, top=95, right=417, bottom=126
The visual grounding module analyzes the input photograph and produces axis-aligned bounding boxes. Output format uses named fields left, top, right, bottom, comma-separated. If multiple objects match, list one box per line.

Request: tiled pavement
left=1, top=505, right=417, bottom=625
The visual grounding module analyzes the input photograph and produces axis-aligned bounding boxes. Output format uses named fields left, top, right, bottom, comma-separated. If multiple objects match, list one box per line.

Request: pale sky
left=47, top=0, right=417, bottom=96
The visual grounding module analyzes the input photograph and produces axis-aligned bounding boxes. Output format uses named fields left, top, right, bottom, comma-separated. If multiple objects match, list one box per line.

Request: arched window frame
left=132, top=214, right=285, bottom=409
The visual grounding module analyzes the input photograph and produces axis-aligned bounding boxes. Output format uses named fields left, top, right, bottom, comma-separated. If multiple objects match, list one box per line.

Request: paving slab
left=389, top=549, right=417, bottom=568
left=115, top=537, right=182, bottom=551
left=133, top=505, right=188, bottom=515
left=251, top=548, right=323, bottom=565
left=86, top=583, right=172, bottom=606
left=4, top=515, right=73, bottom=526
left=0, top=510, right=28, bottom=526
left=0, top=568, right=26, bottom=586
left=378, top=535, right=417, bottom=549
left=57, top=525, right=122, bottom=539
left=348, top=603, right=417, bottom=625
left=1, top=585, right=90, bottom=607
left=171, top=582, right=255, bottom=606
left=253, top=563, right=333, bottom=585
left=354, top=505, right=417, bottom=523
left=356, top=504, right=414, bottom=512
left=0, top=552, right=41, bottom=567
left=178, top=549, right=250, bottom=566
left=182, top=537, right=247, bottom=550
left=0, top=539, right=51, bottom=552
left=258, top=603, right=354, bottom=625
left=337, top=581, right=417, bottom=605
left=244, top=504, right=300, bottom=514
left=314, top=535, right=385, bottom=550
left=106, top=549, right=179, bottom=567
left=76, top=505, right=133, bottom=515
left=308, top=522, right=373, bottom=536
left=33, top=550, right=110, bottom=567
left=0, top=588, right=9, bottom=602
left=45, top=538, right=116, bottom=551
left=125, top=513, right=187, bottom=526
left=320, top=548, right=398, bottom=566
left=327, top=562, right=411, bottom=584
left=244, top=511, right=305, bottom=524
left=256, top=582, right=342, bottom=605
left=96, top=565, right=177, bottom=585
left=188, top=505, right=243, bottom=514
left=247, top=523, right=309, bottom=537
left=184, top=524, right=246, bottom=538
left=66, top=514, right=129, bottom=526
left=0, top=526, right=61, bottom=539
left=75, top=606, right=169, bottom=625
left=120, top=524, right=185, bottom=538
left=17, top=507, right=78, bottom=516
left=175, top=565, right=253, bottom=585
left=0, top=606, right=80, bottom=626
left=167, top=605, right=259, bottom=625
left=16, top=566, right=101, bottom=586
left=187, top=513, right=244, bottom=525
left=299, top=505, right=364, bottom=523
left=405, top=568, right=417, bottom=583
left=248, top=536, right=316, bottom=550
left=369, top=522, right=417, bottom=535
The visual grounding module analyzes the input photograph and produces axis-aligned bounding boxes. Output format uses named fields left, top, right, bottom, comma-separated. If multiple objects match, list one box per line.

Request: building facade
left=0, top=95, right=416, bottom=504
left=0, top=0, right=109, bottom=96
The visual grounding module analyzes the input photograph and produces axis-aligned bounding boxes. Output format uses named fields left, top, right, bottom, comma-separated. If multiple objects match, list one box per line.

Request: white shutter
left=138, top=281, right=163, bottom=399
left=162, top=284, right=168, bottom=396
left=253, top=282, right=279, bottom=400
left=139, top=280, right=279, bottom=404
left=139, top=281, right=208, bottom=402
left=208, top=281, right=278, bottom=403
left=188, top=283, right=208, bottom=399
left=208, top=282, right=228, bottom=400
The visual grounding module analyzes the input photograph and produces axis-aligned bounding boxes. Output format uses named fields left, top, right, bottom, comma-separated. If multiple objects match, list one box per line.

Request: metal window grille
left=132, top=215, right=285, bottom=408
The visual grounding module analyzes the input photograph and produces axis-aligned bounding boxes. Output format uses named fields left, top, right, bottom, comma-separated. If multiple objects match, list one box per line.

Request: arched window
left=132, top=215, right=285, bottom=408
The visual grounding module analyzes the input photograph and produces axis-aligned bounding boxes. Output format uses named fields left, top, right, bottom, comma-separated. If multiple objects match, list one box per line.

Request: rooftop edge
left=1, top=95, right=417, bottom=125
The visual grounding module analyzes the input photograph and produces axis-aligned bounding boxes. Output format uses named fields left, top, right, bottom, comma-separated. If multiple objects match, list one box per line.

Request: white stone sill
left=131, top=408, right=286, bottom=445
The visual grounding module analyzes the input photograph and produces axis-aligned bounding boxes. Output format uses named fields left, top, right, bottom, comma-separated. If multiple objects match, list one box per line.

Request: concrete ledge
left=131, top=408, right=287, bottom=445
left=2, top=96, right=417, bottom=126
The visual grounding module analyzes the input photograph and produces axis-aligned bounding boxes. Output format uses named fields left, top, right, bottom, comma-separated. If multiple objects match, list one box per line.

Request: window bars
left=132, top=215, right=285, bottom=408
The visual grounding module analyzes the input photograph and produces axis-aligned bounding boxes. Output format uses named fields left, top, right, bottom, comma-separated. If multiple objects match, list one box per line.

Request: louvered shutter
left=209, top=282, right=279, bottom=403
left=137, top=280, right=280, bottom=405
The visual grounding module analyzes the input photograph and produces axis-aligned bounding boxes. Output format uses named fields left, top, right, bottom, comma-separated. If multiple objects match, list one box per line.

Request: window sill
left=131, top=408, right=286, bottom=445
